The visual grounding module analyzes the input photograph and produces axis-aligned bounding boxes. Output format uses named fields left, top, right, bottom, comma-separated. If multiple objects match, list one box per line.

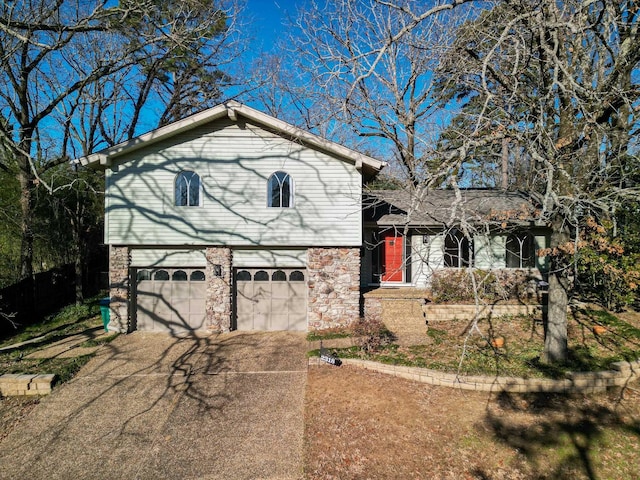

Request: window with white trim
left=175, top=171, right=201, bottom=206
left=444, top=229, right=473, bottom=268
left=268, top=171, right=293, bottom=208
left=505, top=232, right=535, bottom=268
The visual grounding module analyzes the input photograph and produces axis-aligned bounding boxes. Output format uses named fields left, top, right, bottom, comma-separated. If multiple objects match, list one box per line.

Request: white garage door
left=235, top=268, right=307, bottom=331
left=135, top=268, right=206, bottom=332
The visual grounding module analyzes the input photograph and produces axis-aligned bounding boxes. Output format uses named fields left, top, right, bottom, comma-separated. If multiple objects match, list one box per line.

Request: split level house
left=79, top=101, right=548, bottom=334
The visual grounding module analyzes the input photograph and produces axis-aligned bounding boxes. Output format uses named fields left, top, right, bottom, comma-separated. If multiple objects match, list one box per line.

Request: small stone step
left=0, top=373, right=56, bottom=396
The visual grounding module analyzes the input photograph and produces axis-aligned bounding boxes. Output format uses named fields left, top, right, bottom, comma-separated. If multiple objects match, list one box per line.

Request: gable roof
left=364, top=189, right=541, bottom=227
left=76, top=101, right=386, bottom=177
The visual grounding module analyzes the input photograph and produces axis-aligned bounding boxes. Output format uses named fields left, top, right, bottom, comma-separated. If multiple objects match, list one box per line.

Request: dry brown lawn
left=0, top=396, right=39, bottom=443
left=304, top=365, right=640, bottom=480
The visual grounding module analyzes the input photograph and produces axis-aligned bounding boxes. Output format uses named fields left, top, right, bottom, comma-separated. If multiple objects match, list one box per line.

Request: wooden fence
left=0, top=265, right=77, bottom=337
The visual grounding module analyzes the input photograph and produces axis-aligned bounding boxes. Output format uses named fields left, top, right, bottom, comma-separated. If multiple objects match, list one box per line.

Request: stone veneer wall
left=307, top=247, right=360, bottom=330
left=205, top=247, right=232, bottom=332
left=109, top=246, right=130, bottom=332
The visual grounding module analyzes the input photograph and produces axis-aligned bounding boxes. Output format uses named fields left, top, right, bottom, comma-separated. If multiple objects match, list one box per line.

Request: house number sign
left=319, top=341, right=342, bottom=366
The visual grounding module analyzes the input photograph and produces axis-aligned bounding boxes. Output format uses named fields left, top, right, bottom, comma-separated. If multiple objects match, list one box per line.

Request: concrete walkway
left=0, top=331, right=308, bottom=480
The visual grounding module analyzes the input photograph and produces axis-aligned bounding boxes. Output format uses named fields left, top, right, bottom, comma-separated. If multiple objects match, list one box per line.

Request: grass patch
left=306, top=328, right=351, bottom=341
left=0, top=296, right=111, bottom=388
left=426, top=327, right=447, bottom=345
left=581, top=308, right=640, bottom=340
left=308, top=345, right=358, bottom=358
left=0, top=295, right=104, bottom=348
left=306, top=359, right=640, bottom=480
left=1, top=355, right=95, bottom=385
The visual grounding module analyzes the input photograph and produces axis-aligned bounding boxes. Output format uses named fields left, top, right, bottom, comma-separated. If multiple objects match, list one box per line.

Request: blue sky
left=244, top=0, right=301, bottom=53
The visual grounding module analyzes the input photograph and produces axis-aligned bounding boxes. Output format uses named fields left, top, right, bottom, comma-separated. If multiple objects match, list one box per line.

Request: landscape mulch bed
left=326, top=307, right=640, bottom=379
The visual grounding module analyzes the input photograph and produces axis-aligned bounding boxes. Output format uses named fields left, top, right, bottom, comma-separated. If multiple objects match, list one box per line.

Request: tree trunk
left=17, top=153, right=34, bottom=281
left=74, top=251, right=84, bottom=305
left=72, top=210, right=85, bottom=305
left=543, top=267, right=569, bottom=363
left=542, top=220, right=570, bottom=363
left=501, top=137, right=509, bottom=190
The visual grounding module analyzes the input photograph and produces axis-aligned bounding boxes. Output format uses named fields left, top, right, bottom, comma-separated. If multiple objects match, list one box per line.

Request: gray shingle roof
left=364, top=189, right=539, bottom=227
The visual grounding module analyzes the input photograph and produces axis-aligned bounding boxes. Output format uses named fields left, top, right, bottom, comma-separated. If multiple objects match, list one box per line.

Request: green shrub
left=564, top=217, right=640, bottom=311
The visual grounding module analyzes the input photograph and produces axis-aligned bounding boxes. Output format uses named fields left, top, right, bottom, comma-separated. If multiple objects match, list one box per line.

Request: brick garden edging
left=423, top=303, right=543, bottom=322
left=0, top=374, right=56, bottom=396
left=310, top=358, right=640, bottom=394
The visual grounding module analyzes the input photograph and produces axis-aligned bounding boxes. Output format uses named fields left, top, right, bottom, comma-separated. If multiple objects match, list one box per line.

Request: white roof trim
left=77, top=100, right=386, bottom=173
left=226, top=104, right=238, bottom=121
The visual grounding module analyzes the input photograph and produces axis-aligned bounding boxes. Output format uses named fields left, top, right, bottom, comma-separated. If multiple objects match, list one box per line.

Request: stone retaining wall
left=363, top=288, right=543, bottom=343
left=424, top=303, right=542, bottom=322
left=364, top=292, right=542, bottom=344
left=310, top=358, right=640, bottom=394
left=0, top=374, right=56, bottom=396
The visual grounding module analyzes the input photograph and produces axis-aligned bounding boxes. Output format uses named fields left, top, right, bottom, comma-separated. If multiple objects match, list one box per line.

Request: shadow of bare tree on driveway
left=0, top=331, right=308, bottom=480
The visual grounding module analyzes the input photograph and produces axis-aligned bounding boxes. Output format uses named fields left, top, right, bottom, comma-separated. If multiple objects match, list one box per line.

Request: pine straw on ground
left=304, top=365, right=640, bottom=480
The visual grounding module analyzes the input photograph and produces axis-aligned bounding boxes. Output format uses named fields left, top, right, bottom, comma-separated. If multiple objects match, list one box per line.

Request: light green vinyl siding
left=130, top=249, right=206, bottom=267
left=427, top=234, right=445, bottom=270
left=411, top=234, right=430, bottom=287
left=233, top=249, right=307, bottom=267
left=105, top=119, right=362, bottom=246
left=474, top=235, right=506, bottom=269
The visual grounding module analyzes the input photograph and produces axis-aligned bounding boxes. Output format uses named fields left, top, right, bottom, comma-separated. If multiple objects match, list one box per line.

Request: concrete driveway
left=0, top=331, right=308, bottom=480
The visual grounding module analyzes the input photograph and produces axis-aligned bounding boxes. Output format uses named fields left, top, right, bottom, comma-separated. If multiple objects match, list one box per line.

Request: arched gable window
left=268, top=171, right=293, bottom=208
left=175, top=171, right=201, bottom=206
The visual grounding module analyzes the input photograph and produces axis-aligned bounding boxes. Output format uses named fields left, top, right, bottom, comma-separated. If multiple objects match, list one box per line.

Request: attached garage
left=235, top=268, right=307, bottom=331
left=135, top=268, right=206, bottom=332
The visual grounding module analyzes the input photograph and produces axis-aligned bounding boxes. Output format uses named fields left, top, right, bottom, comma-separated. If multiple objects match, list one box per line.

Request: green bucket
left=99, top=298, right=110, bottom=332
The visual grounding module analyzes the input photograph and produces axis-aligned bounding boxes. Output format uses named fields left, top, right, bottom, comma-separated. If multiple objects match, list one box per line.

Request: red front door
left=381, top=231, right=404, bottom=282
